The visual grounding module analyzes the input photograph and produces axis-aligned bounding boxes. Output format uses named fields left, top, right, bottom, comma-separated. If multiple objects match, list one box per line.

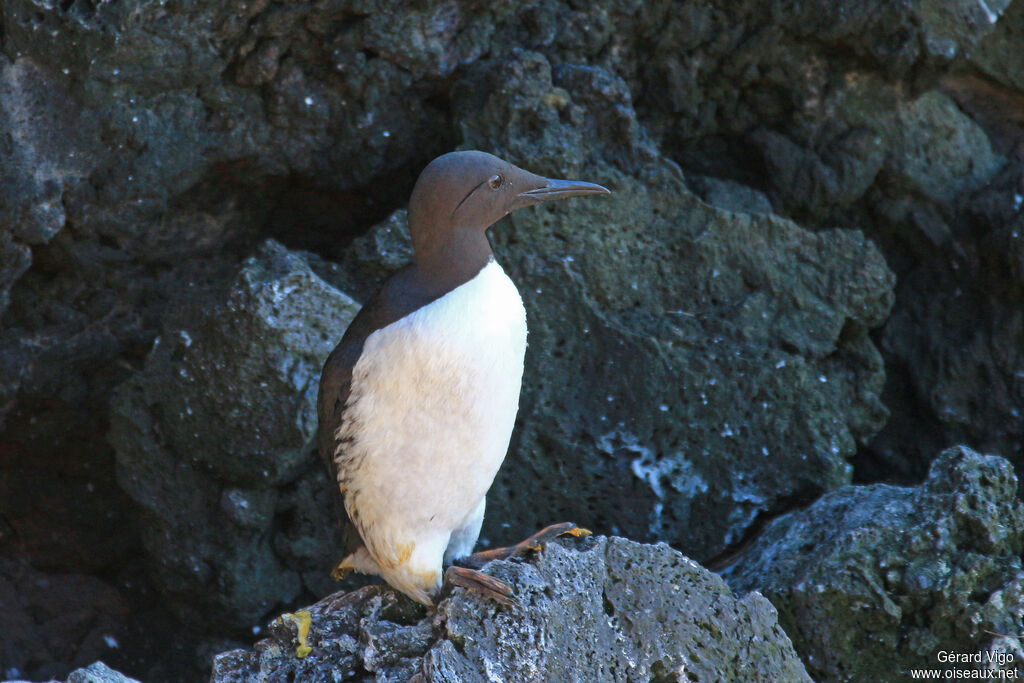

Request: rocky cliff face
left=1, top=0, right=1022, bottom=681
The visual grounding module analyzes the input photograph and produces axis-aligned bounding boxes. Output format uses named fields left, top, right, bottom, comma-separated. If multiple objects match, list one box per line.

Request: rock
left=65, top=662, right=141, bottom=683
left=969, top=0, right=1024, bottom=93
left=864, top=152, right=1024, bottom=480
left=0, top=557, right=130, bottom=683
left=749, top=122, right=887, bottom=219
left=733, top=68, right=1012, bottom=485
left=0, top=229, right=31, bottom=353
left=0, top=212, right=246, bottom=574
left=210, top=535, right=812, bottom=682
left=750, top=79, right=1002, bottom=224
left=0, top=661, right=140, bottom=683
left=940, top=73, right=1024, bottom=159
left=763, top=0, right=1013, bottom=68
left=0, top=53, right=94, bottom=410
left=108, top=239, right=359, bottom=627
left=0, top=228, right=31, bottom=318
left=126, top=239, right=358, bottom=486
left=0, top=55, right=94, bottom=317
left=638, top=0, right=1010, bottom=186
left=0, top=57, right=91, bottom=245
left=723, top=446, right=1024, bottom=682
left=686, top=174, right=775, bottom=215
left=327, top=209, right=415, bottom=304
left=881, top=91, right=1004, bottom=205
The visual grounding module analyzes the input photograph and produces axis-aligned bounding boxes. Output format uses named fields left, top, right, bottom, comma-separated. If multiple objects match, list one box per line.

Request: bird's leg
left=441, top=524, right=590, bottom=606
left=443, top=566, right=518, bottom=606
left=458, top=522, right=591, bottom=570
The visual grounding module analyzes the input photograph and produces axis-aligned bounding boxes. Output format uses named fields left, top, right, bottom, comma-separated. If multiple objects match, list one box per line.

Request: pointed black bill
left=518, top=178, right=611, bottom=203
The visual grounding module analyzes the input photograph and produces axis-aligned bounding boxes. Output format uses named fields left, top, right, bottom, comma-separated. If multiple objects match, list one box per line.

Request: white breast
left=336, top=259, right=527, bottom=582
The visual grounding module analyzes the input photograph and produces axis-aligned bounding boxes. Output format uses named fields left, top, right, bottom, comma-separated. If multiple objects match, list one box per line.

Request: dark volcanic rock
left=2, top=661, right=145, bottom=683
left=211, top=536, right=812, bottom=683
left=0, top=557, right=130, bottom=682
left=0, top=55, right=92, bottom=316
left=631, top=0, right=1012, bottom=183
left=723, top=446, right=1024, bottom=682
left=867, top=152, right=1024, bottom=478
left=969, top=0, right=1024, bottom=94
left=877, top=224, right=1024, bottom=474
left=108, top=240, right=359, bottom=628
left=65, top=662, right=141, bottom=683
left=1, top=661, right=143, bottom=683
left=751, top=84, right=1003, bottom=224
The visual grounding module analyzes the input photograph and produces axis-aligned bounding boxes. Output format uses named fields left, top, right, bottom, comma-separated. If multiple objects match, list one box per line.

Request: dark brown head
left=407, top=151, right=609, bottom=281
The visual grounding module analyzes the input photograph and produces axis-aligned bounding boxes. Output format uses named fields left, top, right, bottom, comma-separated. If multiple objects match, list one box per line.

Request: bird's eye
left=487, top=174, right=502, bottom=189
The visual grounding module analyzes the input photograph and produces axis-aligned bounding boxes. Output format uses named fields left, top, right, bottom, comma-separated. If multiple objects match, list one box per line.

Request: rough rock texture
left=64, top=662, right=141, bottom=683
left=0, top=557, right=129, bottom=682
left=1, top=661, right=142, bottom=683
left=875, top=206, right=1024, bottom=478
left=0, top=661, right=141, bottom=683
left=851, top=65, right=1023, bottom=480
left=211, top=536, right=811, bottom=683
left=724, top=446, right=1024, bottom=682
left=108, top=240, right=359, bottom=628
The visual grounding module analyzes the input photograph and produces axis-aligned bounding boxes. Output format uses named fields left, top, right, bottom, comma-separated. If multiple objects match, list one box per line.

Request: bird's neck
left=411, top=226, right=494, bottom=297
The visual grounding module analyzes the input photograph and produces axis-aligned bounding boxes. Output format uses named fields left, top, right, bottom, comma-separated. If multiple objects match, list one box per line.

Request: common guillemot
left=317, top=150, right=609, bottom=606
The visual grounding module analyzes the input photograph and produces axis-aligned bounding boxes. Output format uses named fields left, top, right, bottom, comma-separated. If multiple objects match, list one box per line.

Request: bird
left=317, top=150, right=609, bottom=606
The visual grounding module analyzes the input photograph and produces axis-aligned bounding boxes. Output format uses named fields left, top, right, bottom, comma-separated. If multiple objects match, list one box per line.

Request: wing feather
left=316, top=266, right=438, bottom=561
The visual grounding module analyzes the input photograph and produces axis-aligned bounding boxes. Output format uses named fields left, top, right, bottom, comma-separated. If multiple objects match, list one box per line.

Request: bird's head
left=407, top=151, right=609, bottom=261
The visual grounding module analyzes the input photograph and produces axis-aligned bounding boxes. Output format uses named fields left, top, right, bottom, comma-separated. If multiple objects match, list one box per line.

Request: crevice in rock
left=703, top=486, right=825, bottom=572
left=260, top=172, right=404, bottom=259
left=601, top=588, right=616, bottom=619
left=649, top=659, right=676, bottom=683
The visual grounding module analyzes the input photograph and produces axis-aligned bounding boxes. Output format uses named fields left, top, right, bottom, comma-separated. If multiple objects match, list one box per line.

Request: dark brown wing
left=316, top=322, right=368, bottom=559
left=316, top=265, right=440, bottom=559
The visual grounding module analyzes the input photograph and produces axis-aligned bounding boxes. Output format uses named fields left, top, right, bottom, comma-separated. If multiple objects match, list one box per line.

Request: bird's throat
left=413, top=228, right=494, bottom=297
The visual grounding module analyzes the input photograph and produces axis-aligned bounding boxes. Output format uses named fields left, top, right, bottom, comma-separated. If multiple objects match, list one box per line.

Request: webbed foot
left=458, top=522, right=590, bottom=569
left=443, top=566, right=517, bottom=607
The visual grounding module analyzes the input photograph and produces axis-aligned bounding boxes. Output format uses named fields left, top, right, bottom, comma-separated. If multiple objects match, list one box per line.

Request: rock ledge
left=212, top=535, right=810, bottom=682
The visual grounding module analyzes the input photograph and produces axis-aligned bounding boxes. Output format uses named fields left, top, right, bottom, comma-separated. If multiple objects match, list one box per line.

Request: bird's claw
left=444, top=566, right=518, bottom=607
left=563, top=526, right=592, bottom=538
left=459, top=522, right=590, bottom=568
